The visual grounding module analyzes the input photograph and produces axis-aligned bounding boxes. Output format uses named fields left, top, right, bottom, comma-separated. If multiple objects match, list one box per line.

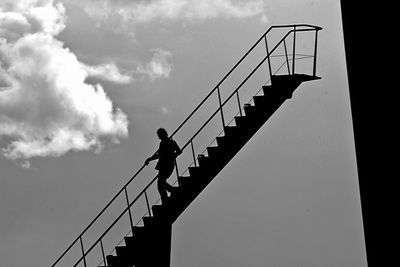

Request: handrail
left=51, top=24, right=321, bottom=267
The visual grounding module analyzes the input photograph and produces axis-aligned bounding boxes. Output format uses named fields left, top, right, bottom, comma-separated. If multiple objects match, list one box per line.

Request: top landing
left=271, top=73, right=321, bottom=84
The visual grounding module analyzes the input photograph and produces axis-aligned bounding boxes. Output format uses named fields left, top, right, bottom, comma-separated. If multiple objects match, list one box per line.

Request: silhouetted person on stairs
left=145, top=128, right=182, bottom=204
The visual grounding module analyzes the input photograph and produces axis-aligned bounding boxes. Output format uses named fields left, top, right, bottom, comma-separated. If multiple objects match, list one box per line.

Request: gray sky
left=0, top=0, right=366, bottom=266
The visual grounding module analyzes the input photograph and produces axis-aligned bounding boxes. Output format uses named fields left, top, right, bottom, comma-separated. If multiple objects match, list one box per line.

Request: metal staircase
left=51, top=24, right=322, bottom=267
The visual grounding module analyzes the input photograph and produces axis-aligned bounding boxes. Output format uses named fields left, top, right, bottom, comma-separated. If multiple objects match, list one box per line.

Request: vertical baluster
left=217, top=87, right=225, bottom=128
left=283, top=39, right=291, bottom=75
left=236, top=91, right=242, bottom=116
left=292, top=25, right=297, bottom=74
left=100, top=239, right=107, bottom=267
left=174, top=159, right=180, bottom=187
left=313, top=29, right=319, bottom=77
left=190, top=140, right=197, bottom=167
left=144, top=191, right=152, bottom=217
left=79, top=237, right=87, bottom=267
left=264, top=35, right=272, bottom=79
left=124, top=187, right=134, bottom=233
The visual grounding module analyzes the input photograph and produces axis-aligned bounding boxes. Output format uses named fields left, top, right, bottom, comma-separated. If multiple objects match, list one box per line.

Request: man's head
left=157, top=128, right=168, bottom=140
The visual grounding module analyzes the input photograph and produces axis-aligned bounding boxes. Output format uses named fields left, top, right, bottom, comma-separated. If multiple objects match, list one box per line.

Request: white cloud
left=0, top=0, right=66, bottom=38
left=0, top=0, right=128, bottom=163
left=83, top=62, right=132, bottom=84
left=81, top=49, right=173, bottom=83
left=81, top=0, right=267, bottom=34
left=134, top=49, right=173, bottom=81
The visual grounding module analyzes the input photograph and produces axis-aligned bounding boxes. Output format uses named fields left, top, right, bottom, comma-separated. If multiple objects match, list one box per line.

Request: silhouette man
left=145, top=128, right=182, bottom=204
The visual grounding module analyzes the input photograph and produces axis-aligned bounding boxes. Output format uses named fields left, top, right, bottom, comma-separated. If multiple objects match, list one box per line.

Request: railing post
left=175, top=159, right=180, bottom=186
left=144, top=191, right=152, bottom=217
left=79, top=237, right=87, bottom=267
left=264, top=35, right=272, bottom=79
left=292, top=25, right=297, bottom=74
left=283, top=39, right=291, bottom=75
left=236, top=91, right=242, bottom=116
left=190, top=140, right=197, bottom=167
left=100, top=239, right=107, bottom=267
left=313, top=29, right=319, bottom=77
left=124, top=187, right=135, bottom=233
left=217, top=87, right=225, bottom=128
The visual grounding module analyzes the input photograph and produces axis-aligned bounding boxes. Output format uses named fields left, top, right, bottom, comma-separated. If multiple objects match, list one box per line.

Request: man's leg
left=157, top=175, right=169, bottom=203
left=164, top=164, right=175, bottom=193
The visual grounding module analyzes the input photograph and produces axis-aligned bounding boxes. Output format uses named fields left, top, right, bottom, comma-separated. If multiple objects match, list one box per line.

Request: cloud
left=81, top=0, right=267, bottom=34
left=0, top=0, right=66, bottom=38
left=82, top=48, right=173, bottom=83
left=82, top=62, right=133, bottom=84
left=134, top=49, right=173, bottom=81
left=0, top=0, right=128, bottom=163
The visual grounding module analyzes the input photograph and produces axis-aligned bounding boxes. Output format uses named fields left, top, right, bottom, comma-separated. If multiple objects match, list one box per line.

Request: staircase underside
left=105, top=73, right=320, bottom=267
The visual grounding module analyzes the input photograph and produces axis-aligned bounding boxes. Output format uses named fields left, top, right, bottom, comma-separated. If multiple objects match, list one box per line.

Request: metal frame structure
left=51, top=24, right=322, bottom=267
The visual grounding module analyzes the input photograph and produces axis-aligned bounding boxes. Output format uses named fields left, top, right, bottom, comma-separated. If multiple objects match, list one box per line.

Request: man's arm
left=145, top=150, right=159, bottom=165
left=173, top=140, right=182, bottom=157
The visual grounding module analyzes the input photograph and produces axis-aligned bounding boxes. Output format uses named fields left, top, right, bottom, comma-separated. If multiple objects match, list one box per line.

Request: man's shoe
left=168, top=186, right=178, bottom=195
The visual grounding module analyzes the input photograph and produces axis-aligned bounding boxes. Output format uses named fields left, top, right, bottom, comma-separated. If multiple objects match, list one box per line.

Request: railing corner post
left=313, top=29, right=319, bottom=77
left=292, top=25, right=297, bottom=75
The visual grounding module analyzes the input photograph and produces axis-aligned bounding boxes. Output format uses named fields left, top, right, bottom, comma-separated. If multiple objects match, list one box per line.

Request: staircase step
left=206, top=146, right=219, bottom=158
left=262, top=85, right=272, bottom=95
left=116, top=244, right=136, bottom=266
left=143, top=216, right=155, bottom=227
left=197, top=154, right=209, bottom=167
left=243, top=104, right=257, bottom=117
left=221, top=132, right=248, bottom=149
left=124, top=236, right=136, bottom=248
left=237, top=117, right=260, bottom=137
left=188, top=166, right=202, bottom=177
left=197, top=154, right=221, bottom=178
left=216, top=136, right=228, bottom=147
left=234, top=115, right=249, bottom=128
left=253, top=95, right=267, bottom=108
left=234, top=116, right=258, bottom=135
left=106, top=255, right=118, bottom=267
left=132, top=226, right=146, bottom=238
left=223, top=125, right=237, bottom=137
left=116, top=245, right=129, bottom=259
left=178, top=176, right=192, bottom=187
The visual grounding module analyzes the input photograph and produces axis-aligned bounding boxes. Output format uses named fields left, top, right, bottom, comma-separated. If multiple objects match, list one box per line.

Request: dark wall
left=340, top=2, right=393, bottom=266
